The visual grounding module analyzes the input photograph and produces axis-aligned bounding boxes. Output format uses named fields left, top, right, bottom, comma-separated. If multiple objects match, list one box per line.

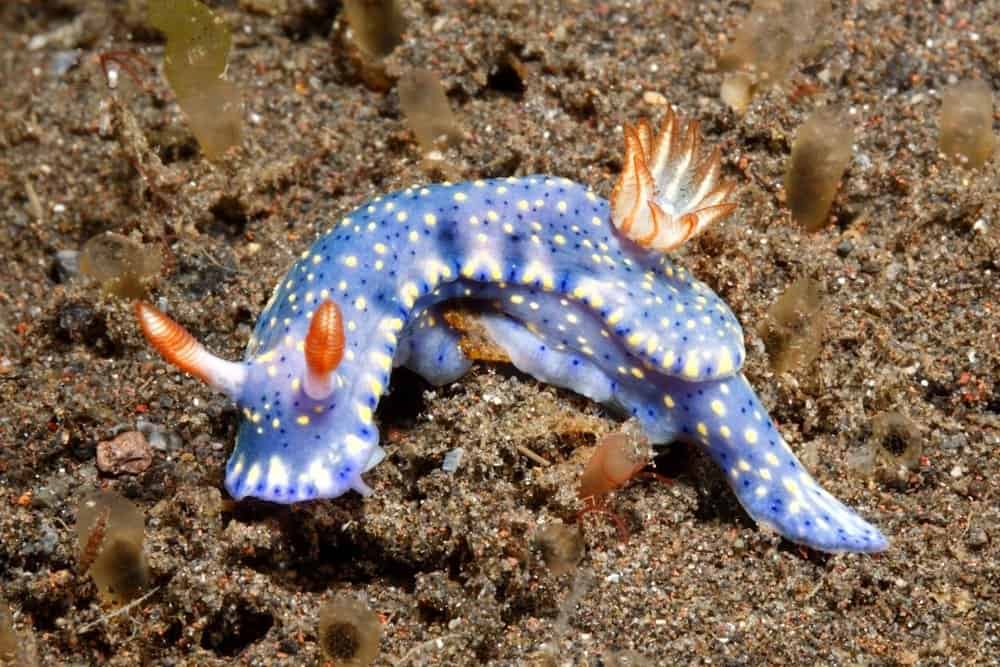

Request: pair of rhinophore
left=135, top=299, right=344, bottom=402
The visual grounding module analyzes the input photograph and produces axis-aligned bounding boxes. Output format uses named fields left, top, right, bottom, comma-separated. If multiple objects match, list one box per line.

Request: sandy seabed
left=0, top=1, right=997, bottom=665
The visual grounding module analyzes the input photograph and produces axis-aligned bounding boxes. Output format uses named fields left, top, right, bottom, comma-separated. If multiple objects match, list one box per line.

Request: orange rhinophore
left=304, top=299, right=345, bottom=399
left=610, top=107, right=737, bottom=252
left=134, top=301, right=246, bottom=399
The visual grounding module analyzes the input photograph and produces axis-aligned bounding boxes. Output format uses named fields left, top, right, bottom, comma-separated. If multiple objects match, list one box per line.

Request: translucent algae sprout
left=317, top=596, right=382, bottom=666
left=79, top=232, right=162, bottom=299
left=148, top=0, right=242, bottom=160
left=533, top=523, right=584, bottom=577
left=758, top=277, right=826, bottom=374
left=398, top=68, right=463, bottom=154
left=0, top=601, right=15, bottom=662
left=76, top=490, right=151, bottom=605
left=718, top=0, right=832, bottom=110
left=342, top=0, right=405, bottom=59
left=939, top=79, right=996, bottom=169
left=784, top=109, right=853, bottom=231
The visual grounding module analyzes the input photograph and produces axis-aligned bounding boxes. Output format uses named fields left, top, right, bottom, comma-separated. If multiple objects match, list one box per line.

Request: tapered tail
left=671, top=373, right=888, bottom=553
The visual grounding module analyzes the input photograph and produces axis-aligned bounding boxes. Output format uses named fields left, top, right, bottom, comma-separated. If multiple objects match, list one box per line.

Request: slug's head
left=610, top=106, right=738, bottom=252
left=135, top=300, right=376, bottom=502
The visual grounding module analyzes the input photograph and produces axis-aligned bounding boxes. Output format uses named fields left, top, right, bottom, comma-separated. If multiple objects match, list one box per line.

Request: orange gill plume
left=134, top=301, right=246, bottom=399
left=610, top=106, right=738, bottom=252
left=303, top=299, right=345, bottom=400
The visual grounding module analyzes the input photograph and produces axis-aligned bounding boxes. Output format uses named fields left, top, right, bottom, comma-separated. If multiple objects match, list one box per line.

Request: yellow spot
left=661, top=349, right=675, bottom=369
left=717, top=348, right=734, bottom=375
left=396, top=211, right=408, bottom=222
left=566, top=313, right=578, bottom=324
left=697, top=422, right=708, bottom=437
left=487, top=210, right=499, bottom=222
left=291, top=378, right=301, bottom=391
left=453, top=192, right=467, bottom=202
left=607, top=309, right=624, bottom=325
left=267, top=365, right=278, bottom=377
left=358, top=405, right=373, bottom=423
left=374, top=243, right=387, bottom=254
left=373, top=353, right=392, bottom=371
left=630, top=367, right=644, bottom=379
left=554, top=234, right=566, bottom=245
left=344, top=434, right=367, bottom=457
left=783, top=478, right=801, bottom=495
left=424, top=213, right=437, bottom=226
left=354, top=297, right=367, bottom=310
left=517, top=200, right=529, bottom=211
left=710, top=400, right=726, bottom=416
left=683, top=356, right=699, bottom=378
left=251, top=412, right=262, bottom=423
left=738, top=459, right=751, bottom=472
left=296, top=415, right=310, bottom=426
left=591, top=216, right=602, bottom=226
left=369, top=379, right=383, bottom=395
left=744, top=428, right=758, bottom=444
left=788, top=501, right=802, bottom=515
left=663, top=394, right=675, bottom=408
left=720, top=425, right=731, bottom=438
left=557, top=200, right=568, bottom=212
left=409, top=230, right=419, bottom=242
left=400, top=282, right=420, bottom=307
left=510, top=294, right=525, bottom=304
left=312, top=254, right=322, bottom=264
left=755, top=485, right=767, bottom=498
left=374, top=260, right=384, bottom=270
left=759, top=468, right=772, bottom=480
left=272, top=418, right=280, bottom=429
left=503, top=223, right=514, bottom=234
left=245, top=464, right=261, bottom=489
left=344, top=256, right=358, bottom=268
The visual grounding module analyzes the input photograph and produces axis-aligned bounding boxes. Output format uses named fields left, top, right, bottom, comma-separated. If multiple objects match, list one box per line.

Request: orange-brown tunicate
left=76, top=490, right=151, bottom=605
left=578, top=430, right=649, bottom=500
left=398, top=68, right=463, bottom=154
left=149, top=0, right=242, bottom=160
left=758, top=277, right=826, bottom=373
left=940, top=79, right=996, bottom=169
left=785, top=110, right=853, bottom=231
left=317, top=596, right=382, bottom=666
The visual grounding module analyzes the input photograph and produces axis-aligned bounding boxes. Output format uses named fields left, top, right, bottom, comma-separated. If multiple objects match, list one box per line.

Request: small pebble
left=965, top=528, right=988, bottom=550
left=442, top=447, right=464, bottom=473
left=96, top=431, right=154, bottom=475
left=835, top=240, right=853, bottom=257
left=53, top=249, right=80, bottom=282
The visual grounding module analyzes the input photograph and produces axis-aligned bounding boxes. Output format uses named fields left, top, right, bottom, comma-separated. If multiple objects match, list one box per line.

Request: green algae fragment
left=149, top=0, right=242, bottom=160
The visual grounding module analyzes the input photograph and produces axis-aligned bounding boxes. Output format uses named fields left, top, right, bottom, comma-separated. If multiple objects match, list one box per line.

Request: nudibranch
left=136, top=107, right=887, bottom=553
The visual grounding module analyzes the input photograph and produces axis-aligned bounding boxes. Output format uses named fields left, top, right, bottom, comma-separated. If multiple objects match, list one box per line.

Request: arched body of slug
left=134, top=105, right=888, bottom=555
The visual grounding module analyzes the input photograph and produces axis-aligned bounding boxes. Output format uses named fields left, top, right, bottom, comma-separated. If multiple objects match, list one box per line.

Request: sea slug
left=136, top=107, right=887, bottom=553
